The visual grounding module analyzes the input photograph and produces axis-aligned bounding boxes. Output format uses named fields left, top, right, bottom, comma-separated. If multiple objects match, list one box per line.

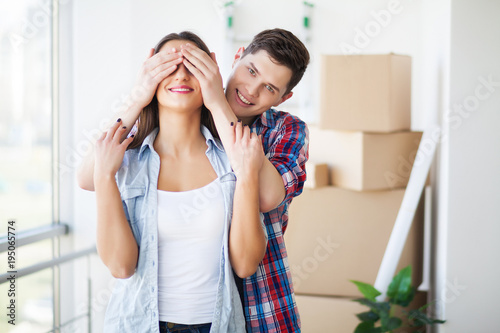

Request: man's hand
left=180, top=43, right=228, bottom=112
left=131, top=48, right=184, bottom=108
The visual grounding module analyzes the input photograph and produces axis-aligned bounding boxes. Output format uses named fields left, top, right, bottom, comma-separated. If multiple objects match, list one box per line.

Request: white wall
left=436, top=0, right=500, bottom=331
left=63, top=0, right=497, bottom=331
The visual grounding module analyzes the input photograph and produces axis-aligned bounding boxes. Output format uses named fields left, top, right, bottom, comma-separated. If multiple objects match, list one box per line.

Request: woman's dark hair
left=128, top=31, right=218, bottom=150
left=242, top=28, right=310, bottom=96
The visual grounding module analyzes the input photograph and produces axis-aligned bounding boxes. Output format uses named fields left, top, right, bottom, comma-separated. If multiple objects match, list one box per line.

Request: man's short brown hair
left=242, top=28, right=310, bottom=96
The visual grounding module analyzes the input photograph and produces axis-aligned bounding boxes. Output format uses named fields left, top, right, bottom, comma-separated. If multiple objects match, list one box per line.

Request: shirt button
left=152, top=261, right=155, bottom=266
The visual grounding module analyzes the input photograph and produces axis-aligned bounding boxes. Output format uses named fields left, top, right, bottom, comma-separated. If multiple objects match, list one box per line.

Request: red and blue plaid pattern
left=243, top=109, right=309, bottom=332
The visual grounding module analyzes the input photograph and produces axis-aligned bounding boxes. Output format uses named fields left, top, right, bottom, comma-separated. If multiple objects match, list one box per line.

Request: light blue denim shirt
left=103, top=126, right=246, bottom=333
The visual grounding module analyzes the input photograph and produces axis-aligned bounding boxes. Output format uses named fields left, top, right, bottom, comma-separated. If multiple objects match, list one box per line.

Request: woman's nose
left=174, top=63, right=190, bottom=80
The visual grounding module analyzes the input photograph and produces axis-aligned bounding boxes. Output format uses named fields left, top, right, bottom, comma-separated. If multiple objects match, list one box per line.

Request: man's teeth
left=237, top=90, right=252, bottom=105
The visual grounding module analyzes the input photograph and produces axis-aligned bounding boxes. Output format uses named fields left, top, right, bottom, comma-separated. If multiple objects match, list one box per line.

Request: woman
left=92, top=32, right=267, bottom=333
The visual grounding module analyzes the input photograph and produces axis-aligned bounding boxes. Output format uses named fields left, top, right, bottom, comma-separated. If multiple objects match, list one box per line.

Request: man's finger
left=182, top=59, right=203, bottom=79
left=181, top=47, right=210, bottom=75
left=145, top=48, right=154, bottom=60
left=151, top=60, right=181, bottom=81
left=148, top=51, right=183, bottom=72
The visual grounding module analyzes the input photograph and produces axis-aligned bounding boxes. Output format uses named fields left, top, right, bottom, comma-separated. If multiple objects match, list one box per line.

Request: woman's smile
left=168, top=85, right=194, bottom=94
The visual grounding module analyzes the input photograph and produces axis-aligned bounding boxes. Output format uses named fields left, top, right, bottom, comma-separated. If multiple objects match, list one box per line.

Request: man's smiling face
left=225, top=49, right=293, bottom=124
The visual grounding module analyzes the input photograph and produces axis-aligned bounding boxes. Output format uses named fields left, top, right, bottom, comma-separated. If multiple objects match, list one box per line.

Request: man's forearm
left=76, top=102, right=143, bottom=191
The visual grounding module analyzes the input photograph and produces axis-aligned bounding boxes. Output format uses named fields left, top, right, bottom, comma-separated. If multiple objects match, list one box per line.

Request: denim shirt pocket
left=121, top=186, right=147, bottom=245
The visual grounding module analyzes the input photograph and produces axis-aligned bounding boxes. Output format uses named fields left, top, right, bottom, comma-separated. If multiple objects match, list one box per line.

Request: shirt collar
left=252, top=108, right=276, bottom=128
left=138, top=125, right=223, bottom=160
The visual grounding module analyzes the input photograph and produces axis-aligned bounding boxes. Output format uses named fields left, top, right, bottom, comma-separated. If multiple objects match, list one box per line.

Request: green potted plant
left=350, top=265, right=445, bottom=333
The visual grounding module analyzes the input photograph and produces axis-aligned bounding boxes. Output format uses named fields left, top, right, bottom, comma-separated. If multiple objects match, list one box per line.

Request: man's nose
left=247, top=81, right=259, bottom=97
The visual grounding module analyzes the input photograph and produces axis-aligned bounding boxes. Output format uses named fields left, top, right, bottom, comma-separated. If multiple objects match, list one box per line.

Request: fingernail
left=117, top=118, right=121, bottom=122
left=230, top=122, right=234, bottom=126
left=131, top=134, right=134, bottom=138
left=122, top=126, right=126, bottom=129
left=237, top=119, right=241, bottom=123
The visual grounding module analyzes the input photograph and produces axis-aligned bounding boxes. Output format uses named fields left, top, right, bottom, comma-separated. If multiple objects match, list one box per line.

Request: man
left=181, top=28, right=309, bottom=332
left=78, top=28, right=309, bottom=332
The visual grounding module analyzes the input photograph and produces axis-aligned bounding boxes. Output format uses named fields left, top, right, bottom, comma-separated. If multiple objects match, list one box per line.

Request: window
left=1, top=1, right=54, bottom=332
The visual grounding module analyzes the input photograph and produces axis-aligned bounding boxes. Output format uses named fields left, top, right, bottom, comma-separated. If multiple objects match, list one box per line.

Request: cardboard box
left=296, top=293, right=428, bottom=333
left=296, top=295, right=365, bottom=332
left=308, top=127, right=422, bottom=191
left=304, top=162, right=330, bottom=189
left=320, top=54, right=411, bottom=132
left=285, top=186, right=423, bottom=298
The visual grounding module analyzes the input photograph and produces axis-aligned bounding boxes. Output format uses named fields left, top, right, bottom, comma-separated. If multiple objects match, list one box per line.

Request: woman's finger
left=121, top=134, right=135, bottom=149
left=106, top=119, right=122, bottom=141
left=113, top=124, right=128, bottom=143
left=234, top=121, right=243, bottom=144
left=97, top=130, right=106, bottom=142
left=242, top=125, right=251, bottom=143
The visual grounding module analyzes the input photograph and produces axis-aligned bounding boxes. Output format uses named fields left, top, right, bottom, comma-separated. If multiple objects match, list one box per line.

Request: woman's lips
left=168, top=85, right=194, bottom=94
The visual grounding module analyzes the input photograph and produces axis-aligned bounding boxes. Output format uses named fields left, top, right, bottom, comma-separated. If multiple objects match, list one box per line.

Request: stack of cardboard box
left=286, top=54, right=425, bottom=332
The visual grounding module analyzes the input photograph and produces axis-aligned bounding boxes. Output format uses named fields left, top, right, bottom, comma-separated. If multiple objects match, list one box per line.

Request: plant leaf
left=354, top=322, right=383, bottom=333
left=386, top=317, right=402, bottom=330
left=387, top=266, right=414, bottom=306
left=356, top=311, right=380, bottom=322
left=351, top=280, right=382, bottom=301
left=353, top=298, right=391, bottom=315
left=408, top=309, right=446, bottom=326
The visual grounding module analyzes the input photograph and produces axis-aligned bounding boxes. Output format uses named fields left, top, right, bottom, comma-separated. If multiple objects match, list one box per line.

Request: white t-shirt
left=156, top=178, right=225, bottom=324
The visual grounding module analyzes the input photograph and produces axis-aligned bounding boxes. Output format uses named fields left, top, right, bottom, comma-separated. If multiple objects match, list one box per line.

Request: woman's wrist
left=94, top=171, right=116, bottom=187
left=235, top=170, right=260, bottom=185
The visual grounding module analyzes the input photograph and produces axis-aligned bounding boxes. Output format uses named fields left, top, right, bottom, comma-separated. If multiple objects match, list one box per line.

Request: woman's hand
left=228, top=122, right=265, bottom=180
left=130, top=48, right=184, bottom=108
left=94, top=119, right=134, bottom=181
left=180, top=43, right=227, bottom=112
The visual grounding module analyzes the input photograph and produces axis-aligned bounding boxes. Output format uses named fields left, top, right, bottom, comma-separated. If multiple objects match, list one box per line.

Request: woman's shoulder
left=115, top=147, right=148, bottom=189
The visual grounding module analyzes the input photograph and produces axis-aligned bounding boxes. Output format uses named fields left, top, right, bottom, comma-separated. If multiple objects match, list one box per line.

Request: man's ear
left=232, top=47, right=245, bottom=67
left=274, top=92, right=293, bottom=106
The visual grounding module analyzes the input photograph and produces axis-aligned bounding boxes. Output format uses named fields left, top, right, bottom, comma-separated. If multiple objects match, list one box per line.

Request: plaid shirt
left=239, top=108, right=309, bottom=332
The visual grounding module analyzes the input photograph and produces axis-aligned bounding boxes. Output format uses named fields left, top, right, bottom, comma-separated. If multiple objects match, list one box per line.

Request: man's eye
left=265, top=85, right=274, bottom=93
left=248, top=68, right=256, bottom=76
